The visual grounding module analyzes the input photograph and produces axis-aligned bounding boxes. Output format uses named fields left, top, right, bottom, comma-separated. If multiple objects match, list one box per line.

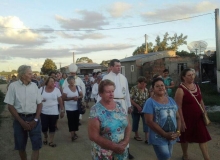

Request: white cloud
left=141, top=1, right=218, bottom=21
left=57, top=32, right=108, bottom=40
left=0, top=16, right=48, bottom=45
left=108, top=2, right=132, bottom=18
left=74, top=43, right=135, bottom=54
left=55, top=10, right=109, bottom=30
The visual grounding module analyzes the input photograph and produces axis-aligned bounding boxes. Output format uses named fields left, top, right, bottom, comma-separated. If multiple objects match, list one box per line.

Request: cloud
left=55, top=10, right=109, bottom=30
left=0, top=16, right=48, bottom=45
left=108, top=2, right=132, bottom=18
left=141, top=1, right=218, bottom=21
left=57, top=32, right=108, bottom=40
left=74, top=43, right=135, bottom=54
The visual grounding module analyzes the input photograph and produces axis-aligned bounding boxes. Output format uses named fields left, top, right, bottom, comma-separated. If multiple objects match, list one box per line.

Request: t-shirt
left=63, top=85, right=81, bottom=111
left=142, top=97, right=178, bottom=145
left=39, top=87, right=61, bottom=115
left=91, top=83, right=98, bottom=100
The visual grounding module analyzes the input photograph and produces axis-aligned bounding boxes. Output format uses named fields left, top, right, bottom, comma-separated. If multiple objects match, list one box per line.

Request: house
left=120, top=51, right=200, bottom=85
left=60, top=63, right=107, bottom=74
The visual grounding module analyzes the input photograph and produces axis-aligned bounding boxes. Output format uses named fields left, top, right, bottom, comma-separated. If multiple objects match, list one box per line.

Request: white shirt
left=4, top=80, right=42, bottom=114
left=39, top=87, right=61, bottom=115
left=97, top=71, right=131, bottom=111
left=63, top=86, right=81, bottom=111
left=91, top=83, right=99, bottom=100
left=62, top=76, right=85, bottom=97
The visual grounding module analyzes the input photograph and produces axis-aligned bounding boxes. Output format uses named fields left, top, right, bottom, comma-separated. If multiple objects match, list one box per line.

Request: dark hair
left=152, top=74, right=161, bottom=80
left=84, top=73, right=89, bottom=76
left=62, top=73, right=68, bottom=78
left=45, top=77, right=55, bottom=86
left=92, top=72, right=96, bottom=76
left=137, top=76, right=147, bottom=83
left=12, top=75, right=16, bottom=78
left=97, top=71, right=101, bottom=75
left=110, top=59, right=120, bottom=67
left=98, top=79, right=115, bottom=94
left=180, top=68, right=192, bottom=82
left=49, top=71, right=56, bottom=76
left=163, top=69, right=169, bottom=73
left=152, top=78, right=164, bottom=88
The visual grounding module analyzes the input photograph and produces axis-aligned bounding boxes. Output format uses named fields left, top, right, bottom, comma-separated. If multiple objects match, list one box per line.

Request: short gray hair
left=67, top=76, right=75, bottom=83
left=17, top=65, right=31, bottom=79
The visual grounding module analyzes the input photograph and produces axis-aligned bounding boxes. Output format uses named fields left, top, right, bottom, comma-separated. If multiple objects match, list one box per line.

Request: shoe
left=128, top=153, right=134, bottom=159
left=145, top=140, right=148, bottom=144
left=71, top=134, right=78, bottom=141
left=134, top=136, right=143, bottom=141
left=48, top=142, right=56, bottom=147
left=182, top=155, right=189, bottom=160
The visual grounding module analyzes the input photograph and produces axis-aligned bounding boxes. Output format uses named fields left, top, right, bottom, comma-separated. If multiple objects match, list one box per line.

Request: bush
left=0, top=90, right=5, bottom=125
left=0, top=79, right=7, bottom=84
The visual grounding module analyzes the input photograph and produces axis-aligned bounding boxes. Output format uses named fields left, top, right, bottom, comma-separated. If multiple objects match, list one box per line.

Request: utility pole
left=215, top=8, right=220, bottom=92
left=73, top=52, right=75, bottom=63
left=145, top=34, right=148, bottom=54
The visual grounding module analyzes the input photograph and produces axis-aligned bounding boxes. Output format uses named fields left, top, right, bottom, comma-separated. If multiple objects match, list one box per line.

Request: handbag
left=180, top=84, right=211, bottom=126
left=76, top=86, right=86, bottom=114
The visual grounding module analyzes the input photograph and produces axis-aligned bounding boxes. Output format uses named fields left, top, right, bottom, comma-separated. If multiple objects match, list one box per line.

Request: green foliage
left=76, top=57, right=93, bottom=63
left=41, top=59, right=57, bottom=75
left=0, top=80, right=7, bottom=84
left=100, top=60, right=111, bottom=67
left=133, top=32, right=188, bottom=55
left=176, top=50, right=196, bottom=57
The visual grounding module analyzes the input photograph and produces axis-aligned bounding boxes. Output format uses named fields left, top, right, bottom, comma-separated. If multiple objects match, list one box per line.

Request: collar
left=110, top=71, right=120, bottom=76
left=18, top=79, right=31, bottom=85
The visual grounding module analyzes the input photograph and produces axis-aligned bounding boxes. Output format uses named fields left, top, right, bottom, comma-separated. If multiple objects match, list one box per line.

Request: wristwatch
left=34, top=118, right=38, bottom=122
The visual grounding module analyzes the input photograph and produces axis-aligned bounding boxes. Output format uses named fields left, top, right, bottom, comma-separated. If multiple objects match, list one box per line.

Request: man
left=97, top=59, right=134, bottom=159
left=4, top=65, right=42, bottom=160
left=62, top=63, right=85, bottom=124
left=31, top=73, right=39, bottom=87
left=7, top=75, right=17, bottom=90
left=90, top=72, right=97, bottom=87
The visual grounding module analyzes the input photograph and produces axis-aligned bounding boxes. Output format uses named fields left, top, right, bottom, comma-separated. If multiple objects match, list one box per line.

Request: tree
left=41, top=59, right=57, bottom=75
left=76, top=57, right=93, bottom=63
left=100, top=60, right=111, bottom=67
left=133, top=32, right=188, bottom=55
left=176, top=50, right=195, bottom=57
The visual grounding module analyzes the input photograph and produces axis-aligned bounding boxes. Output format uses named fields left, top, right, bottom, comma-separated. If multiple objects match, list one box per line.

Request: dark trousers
left=40, top=113, right=58, bottom=133
left=66, top=110, right=79, bottom=132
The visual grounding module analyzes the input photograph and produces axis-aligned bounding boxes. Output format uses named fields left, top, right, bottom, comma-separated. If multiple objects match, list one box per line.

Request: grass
left=0, top=90, right=5, bottom=126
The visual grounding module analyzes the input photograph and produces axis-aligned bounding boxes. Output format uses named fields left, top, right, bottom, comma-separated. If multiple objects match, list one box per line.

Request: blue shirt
left=142, top=97, right=178, bottom=145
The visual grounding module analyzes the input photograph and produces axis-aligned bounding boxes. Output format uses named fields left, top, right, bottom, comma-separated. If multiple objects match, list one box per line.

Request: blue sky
left=0, top=0, right=219, bottom=72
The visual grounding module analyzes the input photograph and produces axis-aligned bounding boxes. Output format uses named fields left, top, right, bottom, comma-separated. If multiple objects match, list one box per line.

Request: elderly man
left=4, top=65, right=42, bottom=160
left=97, top=59, right=134, bottom=159
left=62, top=63, right=85, bottom=123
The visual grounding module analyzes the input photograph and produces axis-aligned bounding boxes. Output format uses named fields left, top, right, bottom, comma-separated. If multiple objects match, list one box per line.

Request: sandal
left=72, top=134, right=78, bottom=141
left=145, top=140, right=148, bottom=144
left=43, top=136, right=48, bottom=145
left=182, top=155, right=189, bottom=160
left=134, top=136, right=143, bottom=141
left=48, top=142, right=56, bottom=147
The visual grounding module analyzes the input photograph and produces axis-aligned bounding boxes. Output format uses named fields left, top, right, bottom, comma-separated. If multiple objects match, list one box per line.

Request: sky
left=0, top=0, right=219, bottom=72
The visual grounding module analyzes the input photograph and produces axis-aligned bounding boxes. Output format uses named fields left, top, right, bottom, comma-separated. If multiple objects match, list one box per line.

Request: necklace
left=153, top=95, right=168, bottom=104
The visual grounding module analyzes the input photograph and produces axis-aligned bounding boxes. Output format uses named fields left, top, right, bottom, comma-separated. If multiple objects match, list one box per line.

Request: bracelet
left=176, top=130, right=181, bottom=136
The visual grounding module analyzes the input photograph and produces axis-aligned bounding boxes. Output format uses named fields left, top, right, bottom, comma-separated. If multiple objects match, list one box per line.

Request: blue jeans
left=13, top=115, right=42, bottom=151
left=153, top=144, right=173, bottom=160
left=132, top=112, right=148, bottom=133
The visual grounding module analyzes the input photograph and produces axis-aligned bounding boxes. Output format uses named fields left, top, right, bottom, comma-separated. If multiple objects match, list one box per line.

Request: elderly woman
left=162, top=69, right=175, bottom=97
left=175, top=69, right=211, bottom=160
left=39, top=77, right=64, bottom=147
left=88, top=79, right=131, bottom=160
left=90, top=75, right=102, bottom=103
left=62, top=76, right=83, bottom=141
left=130, top=76, right=149, bottom=143
left=143, top=78, right=181, bottom=160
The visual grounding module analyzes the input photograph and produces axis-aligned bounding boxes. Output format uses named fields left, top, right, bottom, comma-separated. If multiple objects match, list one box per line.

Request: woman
left=90, top=75, right=102, bottom=103
left=149, top=74, right=162, bottom=97
left=88, top=79, right=131, bottom=160
left=130, top=76, right=149, bottom=143
left=83, top=73, right=92, bottom=108
left=175, top=68, right=211, bottom=160
left=40, top=77, right=65, bottom=147
left=59, top=73, right=68, bottom=89
left=162, top=69, right=175, bottom=97
left=62, top=76, right=83, bottom=141
left=143, top=78, right=181, bottom=160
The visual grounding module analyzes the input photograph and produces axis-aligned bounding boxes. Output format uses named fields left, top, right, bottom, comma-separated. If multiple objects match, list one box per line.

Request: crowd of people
left=3, top=59, right=211, bottom=160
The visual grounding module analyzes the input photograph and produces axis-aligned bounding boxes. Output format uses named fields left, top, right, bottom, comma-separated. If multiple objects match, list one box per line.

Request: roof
left=120, top=52, right=157, bottom=62
left=76, top=63, right=102, bottom=68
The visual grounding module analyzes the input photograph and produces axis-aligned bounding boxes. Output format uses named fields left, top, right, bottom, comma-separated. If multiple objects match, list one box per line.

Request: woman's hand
left=72, top=96, right=78, bottom=101
left=113, top=143, right=126, bottom=154
left=136, top=105, right=142, bottom=113
left=60, top=112, right=64, bottom=118
left=163, top=132, right=176, bottom=140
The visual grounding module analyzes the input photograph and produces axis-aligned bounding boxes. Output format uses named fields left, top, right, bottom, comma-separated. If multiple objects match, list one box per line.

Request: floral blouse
left=89, top=102, right=128, bottom=160
left=130, top=85, right=149, bottom=109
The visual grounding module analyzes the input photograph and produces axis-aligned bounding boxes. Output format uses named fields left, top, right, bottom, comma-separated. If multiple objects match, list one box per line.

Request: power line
left=0, top=12, right=213, bottom=32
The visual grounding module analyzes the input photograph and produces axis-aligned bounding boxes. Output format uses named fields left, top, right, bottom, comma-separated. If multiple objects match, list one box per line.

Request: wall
left=121, top=61, right=140, bottom=84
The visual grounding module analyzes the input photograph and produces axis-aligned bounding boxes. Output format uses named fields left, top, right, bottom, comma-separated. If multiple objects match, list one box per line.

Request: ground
left=0, top=84, right=220, bottom=160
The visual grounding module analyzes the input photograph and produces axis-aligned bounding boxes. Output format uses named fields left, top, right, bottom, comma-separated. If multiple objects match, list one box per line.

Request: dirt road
left=0, top=84, right=220, bottom=160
